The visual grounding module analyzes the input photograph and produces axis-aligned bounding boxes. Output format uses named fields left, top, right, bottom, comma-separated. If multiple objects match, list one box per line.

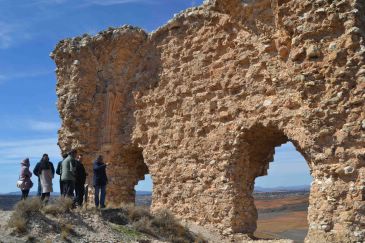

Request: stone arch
left=228, top=123, right=312, bottom=234
left=52, top=0, right=365, bottom=242
left=106, top=145, right=149, bottom=204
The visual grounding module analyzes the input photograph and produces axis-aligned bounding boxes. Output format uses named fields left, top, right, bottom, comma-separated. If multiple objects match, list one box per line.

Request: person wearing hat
left=18, top=158, right=33, bottom=200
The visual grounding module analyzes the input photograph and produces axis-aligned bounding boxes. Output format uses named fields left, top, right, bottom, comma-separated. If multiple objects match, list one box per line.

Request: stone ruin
left=51, top=0, right=365, bottom=242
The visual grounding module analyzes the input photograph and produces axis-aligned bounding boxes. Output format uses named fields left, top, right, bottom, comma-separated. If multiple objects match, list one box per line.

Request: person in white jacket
left=38, top=154, right=55, bottom=203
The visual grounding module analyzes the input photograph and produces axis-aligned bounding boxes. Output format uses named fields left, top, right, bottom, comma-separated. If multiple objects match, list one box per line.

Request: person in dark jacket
left=56, top=154, right=68, bottom=194
left=74, top=154, right=87, bottom=206
left=61, top=149, right=77, bottom=198
left=93, top=155, right=108, bottom=208
left=38, top=154, right=55, bottom=202
left=33, top=161, right=42, bottom=196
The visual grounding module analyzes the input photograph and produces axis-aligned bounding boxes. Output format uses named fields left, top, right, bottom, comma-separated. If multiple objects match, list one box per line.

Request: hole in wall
left=135, top=174, right=153, bottom=207
left=253, top=141, right=312, bottom=242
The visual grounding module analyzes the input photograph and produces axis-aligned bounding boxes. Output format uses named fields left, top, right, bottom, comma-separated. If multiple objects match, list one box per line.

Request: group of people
left=18, top=149, right=109, bottom=208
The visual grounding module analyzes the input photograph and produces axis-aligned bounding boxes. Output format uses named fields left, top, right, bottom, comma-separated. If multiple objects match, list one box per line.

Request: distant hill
left=254, top=185, right=310, bottom=192
left=136, top=191, right=152, bottom=196
left=2, top=191, right=152, bottom=196
left=3, top=191, right=61, bottom=196
left=2, top=187, right=309, bottom=196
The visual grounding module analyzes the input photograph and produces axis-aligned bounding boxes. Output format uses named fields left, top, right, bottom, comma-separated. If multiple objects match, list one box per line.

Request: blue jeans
left=94, top=185, right=106, bottom=208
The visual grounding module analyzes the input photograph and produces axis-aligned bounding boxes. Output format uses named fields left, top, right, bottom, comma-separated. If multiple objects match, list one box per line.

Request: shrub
left=13, top=197, right=42, bottom=216
left=128, top=207, right=201, bottom=242
left=8, top=212, right=26, bottom=233
left=151, top=209, right=194, bottom=243
left=132, top=216, right=156, bottom=237
left=60, top=222, right=73, bottom=240
left=8, top=198, right=42, bottom=233
left=100, top=208, right=129, bottom=225
left=128, top=206, right=151, bottom=222
left=42, top=197, right=73, bottom=215
left=120, top=203, right=151, bottom=222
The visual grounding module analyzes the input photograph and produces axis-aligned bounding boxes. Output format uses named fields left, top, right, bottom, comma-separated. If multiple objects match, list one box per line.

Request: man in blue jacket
left=93, top=155, right=108, bottom=208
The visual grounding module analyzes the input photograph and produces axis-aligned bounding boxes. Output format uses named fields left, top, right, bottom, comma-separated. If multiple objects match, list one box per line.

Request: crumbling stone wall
left=52, top=0, right=365, bottom=242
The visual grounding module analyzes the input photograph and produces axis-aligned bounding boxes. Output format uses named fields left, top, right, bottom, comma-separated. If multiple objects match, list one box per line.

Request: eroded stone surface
left=52, top=0, right=365, bottom=242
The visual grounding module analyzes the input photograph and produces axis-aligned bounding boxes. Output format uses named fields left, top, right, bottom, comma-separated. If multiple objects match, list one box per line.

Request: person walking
left=38, top=154, right=55, bottom=202
left=56, top=154, right=68, bottom=194
left=93, top=155, right=108, bottom=208
left=75, top=154, right=87, bottom=206
left=18, top=158, right=33, bottom=200
left=61, top=149, right=77, bottom=198
left=33, top=161, right=42, bottom=196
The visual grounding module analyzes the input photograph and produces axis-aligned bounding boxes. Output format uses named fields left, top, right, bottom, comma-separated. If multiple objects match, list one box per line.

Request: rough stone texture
left=51, top=0, right=365, bottom=242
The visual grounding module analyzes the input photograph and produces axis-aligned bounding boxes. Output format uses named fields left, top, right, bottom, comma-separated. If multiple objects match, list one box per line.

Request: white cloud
left=0, top=117, right=60, bottom=134
left=0, top=20, right=35, bottom=49
left=0, top=22, right=14, bottom=49
left=28, top=120, right=60, bottom=132
left=84, top=0, right=155, bottom=5
left=26, top=0, right=157, bottom=7
left=0, top=69, right=53, bottom=83
left=26, top=0, right=68, bottom=6
left=0, top=137, right=61, bottom=163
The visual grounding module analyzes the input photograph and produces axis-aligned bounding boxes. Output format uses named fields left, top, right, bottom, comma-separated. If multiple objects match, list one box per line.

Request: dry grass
left=60, top=222, right=73, bottom=240
left=121, top=203, right=151, bottom=222
left=126, top=207, right=198, bottom=242
left=8, top=198, right=42, bottom=233
left=103, top=204, right=204, bottom=242
left=42, top=197, right=73, bottom=216
left=8, top=197, right=74, bottom=234
left=7, top=198, right=205, bottom=242
left=8, top=212, right=27, bottom=233
left=13, top=197, right=42, bottom=215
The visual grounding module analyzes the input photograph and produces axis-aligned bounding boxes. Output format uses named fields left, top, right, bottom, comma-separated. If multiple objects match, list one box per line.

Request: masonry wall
left=52, top=0, right=365, bottom=242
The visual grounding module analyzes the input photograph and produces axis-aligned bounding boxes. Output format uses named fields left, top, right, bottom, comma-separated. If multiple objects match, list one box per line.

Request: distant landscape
left=0, top=187, right=309, bottom=242
left=1, top=185, right=310, bottom=196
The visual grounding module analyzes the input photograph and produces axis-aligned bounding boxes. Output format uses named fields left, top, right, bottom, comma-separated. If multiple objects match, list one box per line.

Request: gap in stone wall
left=253, top=142, right=312, bottom=242
left=134, top=174, right=153, bottom=207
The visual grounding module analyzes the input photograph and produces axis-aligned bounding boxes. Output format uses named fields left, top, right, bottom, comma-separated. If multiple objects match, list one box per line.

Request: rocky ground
left=0, top=207, right=144, bottom=243
left=0, top=196, right=198, bottom=243
left=0, top=192, right=308, bottom=243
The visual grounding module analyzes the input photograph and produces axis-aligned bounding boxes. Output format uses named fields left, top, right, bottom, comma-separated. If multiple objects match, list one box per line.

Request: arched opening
left=102, top=146, right=150, bottom=205
left=135, top=174, right=153, bottom=206
left=231, top=124, right=312, bottom=242
left=254, top=142, right=312, bottom=242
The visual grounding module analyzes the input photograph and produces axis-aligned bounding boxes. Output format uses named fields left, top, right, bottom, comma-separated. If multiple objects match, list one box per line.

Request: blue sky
left=0, top=0, right=312, bottom=194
